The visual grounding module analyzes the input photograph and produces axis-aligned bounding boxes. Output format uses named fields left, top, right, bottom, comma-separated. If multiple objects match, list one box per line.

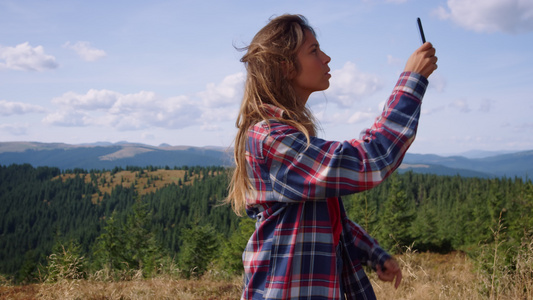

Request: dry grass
left=370, top=239, right=533, bottom=300
left=1, top=275, right=242, bottom=300
left=371, top=250, right=484, bottom=300
left=2, top=248, right=531, bottom=300
left=35, top=276, right=242, bottom=300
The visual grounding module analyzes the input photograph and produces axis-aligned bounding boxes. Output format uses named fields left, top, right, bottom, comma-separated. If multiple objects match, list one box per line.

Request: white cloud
left=149, top=95, right=202, bottom=130
left=42, top=110, right=89, bottom=126
left=450, top=99, right=471, bottom=113
left=327, top=61, right=383, bottom=107
left=108, top=91, right=158, bottom=114
left=52, top=89, right=121, bottom=109
left=0, top=123, right=29, bottom=136
left=201, top=106, right=238, bottom=123
left=197, top=72, right=244, bottom=107
left=46, top=89, right=206, bottom=130
left=0, top=42, right=58, bottom=71
left=348, top=111, right=375, bottom=124
left=435, top=0, right=533, bottom=34
left=63, top=41, right=107, bottom=61
left=0, top=100, right=46, bottom=116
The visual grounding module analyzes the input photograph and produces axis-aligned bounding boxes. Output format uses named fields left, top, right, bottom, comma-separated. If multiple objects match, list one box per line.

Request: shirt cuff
left=393, top=71, right=429, bottom=101
left=369, top=244, right=392, bottom=271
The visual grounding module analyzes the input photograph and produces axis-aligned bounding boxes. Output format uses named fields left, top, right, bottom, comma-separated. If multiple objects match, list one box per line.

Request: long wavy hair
left=226, top=14, right=318, bottom=215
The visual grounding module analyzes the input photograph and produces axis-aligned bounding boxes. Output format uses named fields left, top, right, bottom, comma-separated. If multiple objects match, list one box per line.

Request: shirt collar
left=263, top=103, right=285, bottom=118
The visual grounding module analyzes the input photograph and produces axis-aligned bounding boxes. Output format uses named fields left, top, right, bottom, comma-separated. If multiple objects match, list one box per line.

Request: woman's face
left=291, top=30, right=331, bottom=103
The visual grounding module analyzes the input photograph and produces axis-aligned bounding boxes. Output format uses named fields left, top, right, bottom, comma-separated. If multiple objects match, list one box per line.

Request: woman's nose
left=322, top=51, right=331, bottom=64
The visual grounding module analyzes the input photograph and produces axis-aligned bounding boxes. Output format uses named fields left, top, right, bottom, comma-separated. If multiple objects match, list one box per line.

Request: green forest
left=1, top=163, right=532, bottom=285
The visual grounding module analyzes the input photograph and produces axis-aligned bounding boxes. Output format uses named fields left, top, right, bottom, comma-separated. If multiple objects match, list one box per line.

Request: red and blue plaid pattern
left=242, top=72, right=428, bottom=299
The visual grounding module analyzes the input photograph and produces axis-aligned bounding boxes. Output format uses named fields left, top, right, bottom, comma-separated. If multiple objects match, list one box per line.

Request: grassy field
left=1, top=248, right=531, bottom=300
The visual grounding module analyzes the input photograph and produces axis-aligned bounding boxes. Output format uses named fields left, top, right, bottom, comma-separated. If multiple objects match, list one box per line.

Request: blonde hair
left=226, top=14, right=318, bottom=215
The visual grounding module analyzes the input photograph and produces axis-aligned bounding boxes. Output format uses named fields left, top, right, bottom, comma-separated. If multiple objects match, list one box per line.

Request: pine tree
left=410, top=199, right=443, bottom=252
left=178, top=223, right=219, bottom=278
left=216, top=217, right=256, bottom=275
left=377, top=175, right=415, bottom=253
left=346, top=192, right=379, bottom=236
left=92, top=200, right=164, bottom=278
left=123, top=199, right=164, bottom=276
left=92, top=211, right=126, bottom=273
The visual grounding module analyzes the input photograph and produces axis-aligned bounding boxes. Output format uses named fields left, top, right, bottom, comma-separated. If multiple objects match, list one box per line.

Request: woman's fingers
left=404, top=42, right=438, bottom=78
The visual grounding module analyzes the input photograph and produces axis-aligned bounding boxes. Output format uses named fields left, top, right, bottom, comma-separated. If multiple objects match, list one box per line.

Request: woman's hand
left=376, top=257, right=403, bottom=289
left=404, top=42, right=438, bottom=79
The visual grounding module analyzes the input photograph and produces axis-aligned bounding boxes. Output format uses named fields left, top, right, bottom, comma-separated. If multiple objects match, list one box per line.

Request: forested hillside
left=343, top=173, right=533, bottom=254
left=0, top=164, right=239, bottom=282
left=1, top=164, right=532, bottom=286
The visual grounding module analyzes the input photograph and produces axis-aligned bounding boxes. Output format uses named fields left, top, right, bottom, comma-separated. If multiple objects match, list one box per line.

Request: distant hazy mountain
left=402, top=150, right=533, bottom=178
left=0, top=142, right=233, bottom=170
left=397, top=163, right=495, bottom=178
left=446, top=150, right=516, bottom=159
left=0, top=142, right=531, bottom=179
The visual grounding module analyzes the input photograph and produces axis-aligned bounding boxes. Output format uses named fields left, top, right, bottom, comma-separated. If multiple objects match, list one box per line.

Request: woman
left=227, top=14, right=437, bottom=300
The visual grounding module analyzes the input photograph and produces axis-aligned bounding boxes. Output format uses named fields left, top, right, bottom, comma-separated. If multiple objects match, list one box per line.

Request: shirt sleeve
left=257, top=72, right=427, bottom=203
left=343, top=217, right=390, bottom=270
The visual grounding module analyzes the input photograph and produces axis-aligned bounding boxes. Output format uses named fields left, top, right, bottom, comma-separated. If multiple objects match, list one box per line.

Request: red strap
left=327, top=197, right=342, bottom=246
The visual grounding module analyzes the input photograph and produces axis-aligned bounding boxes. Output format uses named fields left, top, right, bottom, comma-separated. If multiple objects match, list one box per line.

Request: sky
left=1, top=0, right=532, bottom=156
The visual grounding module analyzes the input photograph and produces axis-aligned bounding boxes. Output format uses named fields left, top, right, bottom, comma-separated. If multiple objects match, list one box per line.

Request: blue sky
left=1, top=0, right=532, bottom=155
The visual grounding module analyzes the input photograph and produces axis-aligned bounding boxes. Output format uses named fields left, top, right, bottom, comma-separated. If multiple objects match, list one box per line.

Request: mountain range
left=0, top=141, right=531, bottom=179
left=400, top=151, right=533, bottom=179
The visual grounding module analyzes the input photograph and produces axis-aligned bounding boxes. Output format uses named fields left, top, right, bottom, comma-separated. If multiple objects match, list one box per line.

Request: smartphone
left=417, top=18, right=426, bottom=44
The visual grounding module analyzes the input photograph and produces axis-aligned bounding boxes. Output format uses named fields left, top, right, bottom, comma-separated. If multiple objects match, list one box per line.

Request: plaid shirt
left=242, top=72, right=428, bottom=300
